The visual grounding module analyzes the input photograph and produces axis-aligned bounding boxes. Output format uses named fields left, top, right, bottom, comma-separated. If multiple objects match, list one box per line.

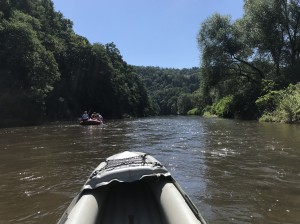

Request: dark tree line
left=0, top=0, right=152, bottom=126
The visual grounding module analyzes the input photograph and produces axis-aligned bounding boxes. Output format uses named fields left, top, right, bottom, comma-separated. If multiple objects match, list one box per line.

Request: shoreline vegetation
left=188, top=83, right=300, bottom=124
left=1, top=0, right=300, bottom=128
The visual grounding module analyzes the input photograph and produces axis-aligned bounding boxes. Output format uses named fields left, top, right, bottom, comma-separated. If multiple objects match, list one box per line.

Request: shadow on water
left=0, top=117, right=299, bottom=223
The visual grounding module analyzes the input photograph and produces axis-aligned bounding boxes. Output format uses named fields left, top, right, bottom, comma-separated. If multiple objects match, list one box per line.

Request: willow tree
left=197, top=13, right=264, bottom=109
left=243, top=0, right=300, bottom=84
left=197, top=0, right=300, bottom=119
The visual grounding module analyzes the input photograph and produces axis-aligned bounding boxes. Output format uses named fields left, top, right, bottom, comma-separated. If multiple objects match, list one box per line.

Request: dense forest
left=1, top=0, right=300, bottom=127
left=197, top=0, right=300, bottom=123
left=0, top=0, right=153, bottom=127
left=134, top=66, right=200, bottom=115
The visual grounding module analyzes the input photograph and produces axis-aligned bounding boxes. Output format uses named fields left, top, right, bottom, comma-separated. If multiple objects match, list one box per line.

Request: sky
left=52, top=0, right=244, bottom=69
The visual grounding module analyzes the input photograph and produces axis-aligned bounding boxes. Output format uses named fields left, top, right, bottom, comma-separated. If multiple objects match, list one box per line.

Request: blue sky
left=52, top=0, right=244, bottom=69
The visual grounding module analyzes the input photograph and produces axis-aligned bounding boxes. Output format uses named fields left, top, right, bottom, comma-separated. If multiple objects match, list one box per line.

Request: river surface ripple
left=0, top=116, right=299, bottom=223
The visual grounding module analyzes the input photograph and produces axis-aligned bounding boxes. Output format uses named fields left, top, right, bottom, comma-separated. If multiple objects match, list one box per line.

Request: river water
left=0, top=116, right=299, bottom=224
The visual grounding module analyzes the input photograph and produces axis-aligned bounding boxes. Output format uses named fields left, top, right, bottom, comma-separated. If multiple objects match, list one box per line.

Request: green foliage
left=0, top=0, right=11, bottom=19
left=187, top=108, right=201, bottom=115
left=243, top=0, right=300, bottom=81
left=259, top=83, right=300, bottom=123
left=255, top=90, right=282, bottom=113
left=135, top=66, right=200, bottom=115
left=0, top=0, right=152, bottom=126
left=192, top=90, right=209, bottom=115
left=0, top=10, right=60, bottom=104
left=177, top=94, right=194, bottom=115
left=211, top=95, right=234, bottom=118
left=231, top=88, right=260, bottom=119
left=196, top=13, right=266, bottom=120
left=197, top=0, right=300, bottom=122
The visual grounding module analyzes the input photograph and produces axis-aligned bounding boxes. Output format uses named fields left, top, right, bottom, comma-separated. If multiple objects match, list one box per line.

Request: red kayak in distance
left=79, top=119, right=103, bottom=126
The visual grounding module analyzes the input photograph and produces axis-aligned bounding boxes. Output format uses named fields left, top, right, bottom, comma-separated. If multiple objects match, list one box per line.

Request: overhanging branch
left=232, top=56, right=265, bottom=79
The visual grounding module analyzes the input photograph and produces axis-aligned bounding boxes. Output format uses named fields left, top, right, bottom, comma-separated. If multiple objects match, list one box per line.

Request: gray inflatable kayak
left=58, top=151, right=207, bottom=224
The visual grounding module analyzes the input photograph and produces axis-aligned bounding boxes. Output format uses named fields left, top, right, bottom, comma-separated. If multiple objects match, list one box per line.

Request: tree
left=135, top=66, right=200, bottom=115
left=0, top=0, right=152, bottom=126
left=0, top=12, right=60, bottom=103
left=196, top=0, right=300, bottom=120
left=243, top=0, right=300, bottom=83
left=177, top=94, right=193, bottom=115
left=197, top=13, right=266, bottom=118
left=198, top=13, right=265, bottom=87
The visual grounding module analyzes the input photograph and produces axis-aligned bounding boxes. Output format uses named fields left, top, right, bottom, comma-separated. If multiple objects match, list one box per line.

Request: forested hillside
left=196, top=0, right=300, bottom=122
left=2, top=0, right=299, bottom=127
left=135, top=66, right=200, bottom=115
left=0, top=0, right=152, bottom=127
